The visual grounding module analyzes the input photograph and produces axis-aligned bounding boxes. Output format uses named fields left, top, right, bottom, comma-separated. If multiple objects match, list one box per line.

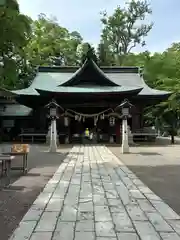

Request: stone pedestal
left=50, top=119, right=57, bottom=152
left=46, top=120, right=59, bottom=152
left=121, top=119, right=129, bottom=153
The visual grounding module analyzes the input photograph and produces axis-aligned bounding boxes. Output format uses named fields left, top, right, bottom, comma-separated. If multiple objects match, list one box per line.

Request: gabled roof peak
left=60, top=58, right=119, bottom=87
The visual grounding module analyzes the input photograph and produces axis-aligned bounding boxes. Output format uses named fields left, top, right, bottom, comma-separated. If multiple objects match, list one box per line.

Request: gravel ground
left=0, top=144, right=72, bottom=240
left=108, top=137, right=180, bottom=216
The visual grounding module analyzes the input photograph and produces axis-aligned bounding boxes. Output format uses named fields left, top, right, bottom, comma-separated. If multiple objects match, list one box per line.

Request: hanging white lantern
left=94, top=116, right=98, bottom=126
left=109, top=117, right=115, bottom=126
left=75, top=115, right=78, bottom=120
left=78, top=115, right=82, bottom=122
left=83, top=117, right=85, bottom=122
left=94, top=116, right=96, bottom=126
left=64, top=117, right=69, bottom=126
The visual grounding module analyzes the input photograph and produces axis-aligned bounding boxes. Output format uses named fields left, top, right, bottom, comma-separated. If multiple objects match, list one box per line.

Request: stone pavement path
left=9, top=146, right=180, bottom=240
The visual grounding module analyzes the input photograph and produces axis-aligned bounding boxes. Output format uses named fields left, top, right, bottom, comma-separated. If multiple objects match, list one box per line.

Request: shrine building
left=0, top=57, right=170, bottom=143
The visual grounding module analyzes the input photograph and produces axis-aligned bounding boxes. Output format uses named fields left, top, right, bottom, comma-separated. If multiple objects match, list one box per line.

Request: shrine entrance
left=82, top=117, right=94, bottom=132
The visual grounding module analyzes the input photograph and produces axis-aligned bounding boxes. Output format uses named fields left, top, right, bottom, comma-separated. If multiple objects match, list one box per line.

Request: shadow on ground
left=125, top=164, right=180, bottom=215
left=109, top=142, right=180, bottom=217
left=0, top=144, right=72, bottom=240
left=129, top=152, right=162, bottom=156
left=107, top=136, right=180, bottom=148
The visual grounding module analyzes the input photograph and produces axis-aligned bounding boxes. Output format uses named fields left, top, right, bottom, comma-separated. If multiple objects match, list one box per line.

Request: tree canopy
left=0, top=0, right=32, bottom=89
left=100, top=0, right=152, bottom=65
left=26, top=14, right=83, bottom=67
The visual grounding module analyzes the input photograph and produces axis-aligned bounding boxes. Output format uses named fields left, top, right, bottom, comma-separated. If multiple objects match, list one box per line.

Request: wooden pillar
left=131, top=105, right=142, bottom=131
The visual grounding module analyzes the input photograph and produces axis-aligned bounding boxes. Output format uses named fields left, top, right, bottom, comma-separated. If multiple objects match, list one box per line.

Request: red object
left=116, top=124, right=120, bottom=137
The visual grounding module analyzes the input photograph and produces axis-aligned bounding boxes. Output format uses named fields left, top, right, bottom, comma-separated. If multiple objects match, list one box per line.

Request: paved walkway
left=10, top=146, right=180, bottom=240
left=0, top=145, right=71, bottom=240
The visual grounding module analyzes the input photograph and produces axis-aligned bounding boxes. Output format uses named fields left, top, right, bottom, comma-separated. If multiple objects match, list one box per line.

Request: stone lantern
left=115, top=99, right=133, bottom=153
left=45, top=99, right=63, bottom=152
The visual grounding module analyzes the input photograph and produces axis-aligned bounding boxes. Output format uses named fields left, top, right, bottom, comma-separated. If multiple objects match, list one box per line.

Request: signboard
left=50, top=108, right=56, bottom=117
left=122, top=108, right=129, bottom=116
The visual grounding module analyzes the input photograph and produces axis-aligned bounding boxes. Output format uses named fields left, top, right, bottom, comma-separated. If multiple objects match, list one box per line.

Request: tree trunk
left=171, top=134, right=175, bottom=144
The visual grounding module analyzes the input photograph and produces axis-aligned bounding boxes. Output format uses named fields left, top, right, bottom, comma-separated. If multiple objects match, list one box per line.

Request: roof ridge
left=60, top=58, right=119, bottom=87
left=38, top=65, right=140, bottom=74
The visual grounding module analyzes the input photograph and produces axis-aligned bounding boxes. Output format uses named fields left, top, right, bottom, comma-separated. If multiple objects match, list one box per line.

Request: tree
left=97, top=41, right=115, bottom=66
left=141, top=43, right=180, bottom=143
left=100, top=0, right=153, bottom=65
left=26, top=14, right=83, bottom=67
left=0, top=0, right=32, bottom=89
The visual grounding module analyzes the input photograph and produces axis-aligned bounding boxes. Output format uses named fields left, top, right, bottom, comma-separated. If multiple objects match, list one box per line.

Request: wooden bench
left=19, top=133, right=46, bottom=143
left=132, top=132, right=158, bottom=142
left=2, top=152, right=28, bottom=174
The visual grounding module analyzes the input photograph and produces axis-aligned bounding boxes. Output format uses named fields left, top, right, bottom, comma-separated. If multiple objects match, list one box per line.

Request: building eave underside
left=34, top=86, right=143, bottom=95
left=10, top=84, right=171, bottom=98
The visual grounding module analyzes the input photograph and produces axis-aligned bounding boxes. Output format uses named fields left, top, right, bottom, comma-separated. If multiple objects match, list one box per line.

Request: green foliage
left=100, top=0, right=153, bottom=65
left=26, top=14, right=83, bottom=67
left=97, top=41, right=115, bottom=66
left=0, top=0, right=32, bottom=89
left=0, top=6, right=83, bottom=89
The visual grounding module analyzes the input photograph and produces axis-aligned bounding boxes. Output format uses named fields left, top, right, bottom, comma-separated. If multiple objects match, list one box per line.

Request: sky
left=18, top=0, right=180, bottom=53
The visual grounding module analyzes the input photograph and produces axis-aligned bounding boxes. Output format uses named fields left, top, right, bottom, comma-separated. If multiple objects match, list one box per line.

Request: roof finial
left=81, top=43, right=98, bottom=65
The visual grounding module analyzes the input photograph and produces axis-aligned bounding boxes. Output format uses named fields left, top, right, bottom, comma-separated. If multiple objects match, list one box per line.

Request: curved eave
left=137, top=88, right=171, bottom=99
left=0, top=87, right=18, bottom=97
left=11, top=87, right=40, bottom=96
left=35, top=86, right=143, bottom=95
left=60, top=59, right=119, bottom=87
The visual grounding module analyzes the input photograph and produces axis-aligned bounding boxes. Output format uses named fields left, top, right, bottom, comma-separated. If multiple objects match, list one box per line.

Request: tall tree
left=0, top=0, right=32, bottom=89
left=97, top=41, right=115, bottom=66
left=141, top=43, right=180, bottom=143
left=100, top=0, right=153, bottom=65
left=26, top=14, right=83, bottom=67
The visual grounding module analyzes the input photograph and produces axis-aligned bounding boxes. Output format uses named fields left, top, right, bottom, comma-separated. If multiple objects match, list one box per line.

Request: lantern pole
left=115, top=99, right=133, bottom=154
left=45, top=99, right=63, bottom=153
left=122, top=115, right=129, bottom=153
left=50, top=114, right=57, bottom=152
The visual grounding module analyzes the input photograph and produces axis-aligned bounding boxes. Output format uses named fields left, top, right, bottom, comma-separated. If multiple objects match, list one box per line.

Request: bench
left=132, top=132, right=158, bottom=142
left=19, top=133, right=46, bottom=143
left=2, top=152, right=28, bottom=174
left=0, top=155, right=15, bottom=186
left=0, top=144, right=29, bottom=186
